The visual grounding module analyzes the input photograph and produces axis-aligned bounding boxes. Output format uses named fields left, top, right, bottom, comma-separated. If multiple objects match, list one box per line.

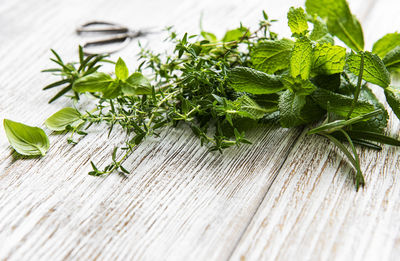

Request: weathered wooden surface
left=0, top=0, right=398, bottom=261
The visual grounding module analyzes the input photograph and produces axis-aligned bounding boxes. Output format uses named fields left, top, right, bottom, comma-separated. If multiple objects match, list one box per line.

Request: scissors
left=76, top=21, right=155, bottom=55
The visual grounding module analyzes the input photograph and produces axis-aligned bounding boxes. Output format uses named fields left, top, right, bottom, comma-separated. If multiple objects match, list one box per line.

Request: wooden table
left=1, top=0, right=399, bottom=260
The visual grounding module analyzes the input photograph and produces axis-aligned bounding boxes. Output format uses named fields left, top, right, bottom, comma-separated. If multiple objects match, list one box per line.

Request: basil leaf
left=251, top=39, right=294, bottom=74
left=347, top=51, right=391, bottom=88
left=45, top=107, right=82, bottom=131
left=290, top=37, right=313, bottom=80
left=305, top=0, right=364, bottom=51
left=287, top=7, right=308, bottom=35
left=121, top=72, right=152, bottom=95
left=73, top=72, right=113, bottom=93
left=312, top=88, right=375, bottom=118
left=312, top=43, right=346, bottom=75
left=229, top=67, right=285, bottom=94
left=115, top=57, right=129, bottom=81
left=372, top=32, right=400, bottom=58
left=3, top=119, right=49, bottom=156
left=384, top=86, right=400, bottom=120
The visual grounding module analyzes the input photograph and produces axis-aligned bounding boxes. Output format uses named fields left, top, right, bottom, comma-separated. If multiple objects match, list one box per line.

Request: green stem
left=347, top=52, right=364, bottom=119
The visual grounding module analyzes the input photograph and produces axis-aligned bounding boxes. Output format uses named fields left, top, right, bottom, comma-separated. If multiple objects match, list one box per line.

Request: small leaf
left=73, top=72, right=113, bottom=93
left=115, top=58, right=129, bottom=81
left=290, top=37, right=313, bottom=80
left=229, top=67, right=285, bottom=94
left=122, top=72, right=152, bottom=95
left=280, top=75, right=317, bottom=96
left=383, top=46, right=400, bottom=71
left=251, top=39, right=294, bottom=74
left=312, top=44, right=346, bottom=75
left=384, top=86, right=400, bottom=120
left=3, top=119, right=49, bottom=156
left=45, top=107, right=82, bottom=131
left=372, top=32, right=400, bottom=58
left=347, top=51, right=391, bottom=88
left=287, top=7, right=308, bottom=35
left=222, top=27, right=249, bottom=42
left=201, top=31, right=217, bottom=42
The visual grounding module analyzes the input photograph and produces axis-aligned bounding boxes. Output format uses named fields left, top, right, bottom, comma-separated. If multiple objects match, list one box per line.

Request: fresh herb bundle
left=4, top=0, right=400, bottom=190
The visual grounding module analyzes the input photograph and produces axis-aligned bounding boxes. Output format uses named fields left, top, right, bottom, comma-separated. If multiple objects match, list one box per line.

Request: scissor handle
left=77, top=21, right=129, bottom=34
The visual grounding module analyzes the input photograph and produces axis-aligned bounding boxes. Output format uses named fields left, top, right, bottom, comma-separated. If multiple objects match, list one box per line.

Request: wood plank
left=0, top=0, right=304, bottom=260
left=230, top=1, right=400, bottom=260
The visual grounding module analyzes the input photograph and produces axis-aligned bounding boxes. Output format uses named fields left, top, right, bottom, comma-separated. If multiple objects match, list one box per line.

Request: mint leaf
left=383, top=46, right=400, bottom=71
left=312, top=43, right=346, bottom=75
left=222, top=27, right=249, bottom=42
left=220, top=95, right=276, bottom=120
left=73, top=72, right=113, bottom=93
left=305, top=0, right=364, bottom=51
left=372, top=32, right=400, bottom=58
left=251, top=39, right=294, bottom=74
left=290, top=37, right=313, bottom=80
left=347, top=51, right=391, bottom=88
left=311, top=88, right=375, bottom=117
left=121, top=72, right=152, bottom=95
left=3, top=119, right=50, bottom=156
left=279, top=90, right=323, bottom=127
left=281, top=75, right=317, bottom=96
left=384, top=86, right=400, bottom=120
left=115, top=58, right=129, bottom=81
left=309, top=16, right=334, bottom=44
left=229, top=67, right=285, bottom=94
left=287, top=7, right=308, bottom=35
left=45, top=107, right=82, bottom=131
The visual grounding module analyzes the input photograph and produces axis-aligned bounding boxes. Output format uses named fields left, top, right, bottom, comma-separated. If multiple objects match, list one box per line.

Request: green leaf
left=233, top=95, right=277, bottom=119
left=201, top=31, right=217, bottom=42
left=280, top=75, right=317, bottom=96
left=3, top=119, right=50, bottom=156
left=383, top=46, right=400, bottom=71
left=287, top=7, right=308, bottom=35
left=309, top=16, right=334, bottom=44
left=347, top=51, right=391, bottom=88
left=346, top=130, right=400, bottom=147
left=121, top=73, right=152, bottom=95
left=229, top=67, right=285, bottom=94
left=73, top=72, right=113, bottom=93
left=290, top=37, right=313, bottom=80
left=384, top=86, right=400, bottom=120
left=312, top=43, right=346, bottom=75
left=372, top=32, right=400, bottom=58
left=250, top=39, right=294, bottom=74
left=115, top=58, right=129, bottom=81
left=311, top=73, right=341, bottom=91
left=45, top=107, right=82, bottom=131
left=222, top=27, right=249, bottom=42
left=312, top=88, right=375, bottom=118
left=305, top=0, right=364, bottom=51
left=279, top=90, right=324, bottom=127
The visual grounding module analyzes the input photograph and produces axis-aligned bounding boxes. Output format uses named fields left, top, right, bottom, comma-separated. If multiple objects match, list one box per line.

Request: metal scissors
left=76, top=21, right=155, bottom=55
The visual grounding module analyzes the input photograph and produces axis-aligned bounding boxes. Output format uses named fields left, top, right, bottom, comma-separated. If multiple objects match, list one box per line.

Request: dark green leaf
left=229, top=67, right=285, bottom=94
left=3, top=119, right=49, bottom=156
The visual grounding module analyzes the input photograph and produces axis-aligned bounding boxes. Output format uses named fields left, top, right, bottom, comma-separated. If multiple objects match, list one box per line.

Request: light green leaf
left=121, top=72, right=152, bottom=95
left=383, top=46, right=400, bottom=71
left=279, top=90, right=324, bottom=127
left=384, top=86, right=400, bottom=121
left=251, top=39, right=294, bottom=74
left=201, top=31, right=217, bottom=42
left=115, top=58, right=129, bottom=81
left=222, top=27, right=249, bottom=42
left=222, top=95, right=276, bottom=120
left=309, top=16, right=334, bottom=44
left=312, top=43, right=346, bottom=75
left=229, top=67, right=285, bottom=94
left=45, top=107, right=82, bottom=131
left=3, top=119, right=49, bottom=156
left=305, top=0, right=364, bottom=51
left=73, top=72, right=113, bottom=93
left=287, top=7, right=308, bottom=35
left=280, top=75, right=317, bottom=96
left=372, top=32, right=400, bottom=58
left=347, top=51, right=391, bottom=88
left=311, top=88, right=375, bottom=117
left=290, top=37, right=313, bottom=80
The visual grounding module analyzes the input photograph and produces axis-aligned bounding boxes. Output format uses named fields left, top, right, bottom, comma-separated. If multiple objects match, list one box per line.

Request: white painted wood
left=230, top=1, right=400, bottom=260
